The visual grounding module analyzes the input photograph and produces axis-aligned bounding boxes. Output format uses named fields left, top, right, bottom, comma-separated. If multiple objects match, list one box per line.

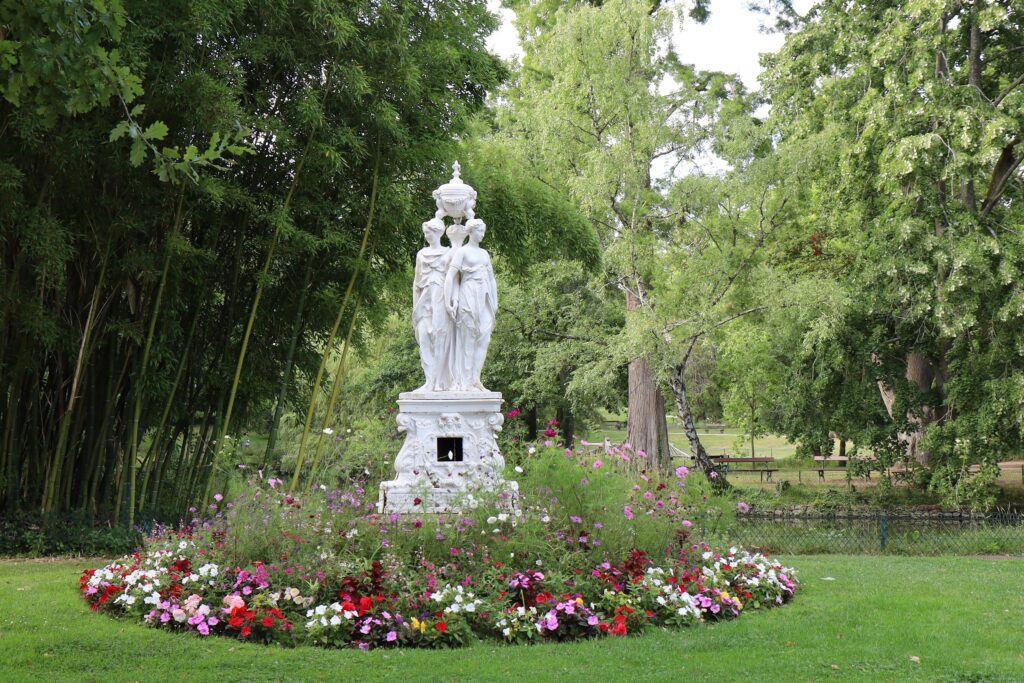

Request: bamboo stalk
left=214, top=130, right=319, bottom=471
left=128, top=188, right=186, bottom=527
left=305, top=296, right=362, bottom=484
left=290, top=150, right=380, bottom=493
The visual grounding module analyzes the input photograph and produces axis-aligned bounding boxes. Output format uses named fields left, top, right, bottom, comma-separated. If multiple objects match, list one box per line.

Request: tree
left=761, top=0, right=1024, bottom=504
left=498, top=0, right=738, bottom=470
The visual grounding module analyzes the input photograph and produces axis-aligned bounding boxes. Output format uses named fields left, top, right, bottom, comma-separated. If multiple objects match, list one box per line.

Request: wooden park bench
left=705, top=422, right=727, bottom=434
left=813, top=455, right=851, bottom=482
left=719, top=456, right=778, bottom=482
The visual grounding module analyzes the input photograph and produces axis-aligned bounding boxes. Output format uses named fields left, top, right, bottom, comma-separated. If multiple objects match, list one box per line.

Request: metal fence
left=693, top=512, right=1024, bottom=556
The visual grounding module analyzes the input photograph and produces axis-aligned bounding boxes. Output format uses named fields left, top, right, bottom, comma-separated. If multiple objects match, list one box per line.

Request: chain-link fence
left=693, top=512, right=1024, bottom=556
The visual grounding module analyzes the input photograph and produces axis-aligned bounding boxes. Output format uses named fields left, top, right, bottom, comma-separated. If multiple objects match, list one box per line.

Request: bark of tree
left=669, top=362, right=728, bottom=490
left=625, top=288, right=670, bottom=471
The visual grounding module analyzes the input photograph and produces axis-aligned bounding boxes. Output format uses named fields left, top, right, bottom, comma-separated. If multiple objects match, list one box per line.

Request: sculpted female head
left=422, top=217, right=445, bottom=244
left=446, top=220, right=468, bottom=247
left=466, top=218, right=486, bottom=243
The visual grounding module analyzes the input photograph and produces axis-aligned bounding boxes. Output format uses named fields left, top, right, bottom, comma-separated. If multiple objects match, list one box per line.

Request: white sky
left=486, top=0, right=816, bottom=91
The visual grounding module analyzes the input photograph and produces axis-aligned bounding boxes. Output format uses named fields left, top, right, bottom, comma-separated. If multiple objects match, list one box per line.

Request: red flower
left=435, top=622, right=447, bottom=633
left=358, top=596, right=373, bottom=614
left=413, top=497, right=422, bottom=506
left=240, top=626, right=252, bottom=637
left=611, top=622, right=627, bottom=637
left=229, top=616, right=243, bottom=629
left=543, top=429, right=557, bottom=438
left=261, top=616, right=275, bottom=628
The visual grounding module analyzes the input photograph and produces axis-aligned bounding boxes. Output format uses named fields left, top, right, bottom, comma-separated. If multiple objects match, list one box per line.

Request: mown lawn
left=1, top=555, right=1021, bottom=682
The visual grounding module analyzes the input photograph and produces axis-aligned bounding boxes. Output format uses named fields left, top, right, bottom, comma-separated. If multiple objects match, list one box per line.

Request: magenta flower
left=623, top=505, right=634, bottom=521
left=675, top=466, right=689, bottom=478
left=386, top=631, right=398, bottom=642
left=737, top=501, right=750, bottom=513
left=592, top=459, right=603, bottom=470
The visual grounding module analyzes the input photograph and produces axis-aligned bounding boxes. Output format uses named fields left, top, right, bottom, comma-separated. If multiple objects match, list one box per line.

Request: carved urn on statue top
left=431, top=161, right=477, bottom=222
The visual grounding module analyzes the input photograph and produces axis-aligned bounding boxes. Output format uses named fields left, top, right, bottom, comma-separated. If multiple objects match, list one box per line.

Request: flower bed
left=80, top=444, right=799, bottom=649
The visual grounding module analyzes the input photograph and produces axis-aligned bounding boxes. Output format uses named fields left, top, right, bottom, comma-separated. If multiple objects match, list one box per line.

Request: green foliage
left=0, top=512, right=141, bottom=557
left=0, top=0, right=504, bottom=522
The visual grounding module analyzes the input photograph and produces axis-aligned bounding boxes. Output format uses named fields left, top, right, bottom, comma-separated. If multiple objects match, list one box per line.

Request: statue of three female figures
left=412, top=217, right=497, bottom=393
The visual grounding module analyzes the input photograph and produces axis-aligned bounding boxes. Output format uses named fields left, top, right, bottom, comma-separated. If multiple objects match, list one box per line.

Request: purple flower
left=386, top=631, right=398, bottom=642
left=736, top=501, right=750, bottom=513
left=570, top=515, right=583, bottom=524
left=623, top=505, right=634, bottom=521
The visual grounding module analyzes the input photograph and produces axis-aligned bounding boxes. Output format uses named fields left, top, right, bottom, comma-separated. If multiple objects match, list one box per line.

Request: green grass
left=1, top=556, right=1021, bottom=682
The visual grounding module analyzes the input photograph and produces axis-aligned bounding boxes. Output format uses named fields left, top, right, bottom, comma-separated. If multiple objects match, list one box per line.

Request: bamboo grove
left=0, top=0, right=510, bottom=523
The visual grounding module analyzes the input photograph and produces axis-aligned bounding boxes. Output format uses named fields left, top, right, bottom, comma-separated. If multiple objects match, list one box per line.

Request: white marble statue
left=445, top=219, right=497, bottom=392
left=379, top=162, right=517, bottom=514
left=412, top=218, right=451, bottom=392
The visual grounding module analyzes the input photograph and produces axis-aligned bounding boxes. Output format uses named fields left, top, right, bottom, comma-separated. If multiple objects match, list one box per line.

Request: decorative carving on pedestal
left=378, top=163, right=518, bottom=514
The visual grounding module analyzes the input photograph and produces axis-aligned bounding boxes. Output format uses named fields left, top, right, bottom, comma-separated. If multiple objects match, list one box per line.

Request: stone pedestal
left=377, top=391, right=519, bottom=514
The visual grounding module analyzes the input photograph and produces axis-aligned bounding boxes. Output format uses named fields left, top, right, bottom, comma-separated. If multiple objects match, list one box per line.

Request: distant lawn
left=1, top=556, right=1021, bottom=682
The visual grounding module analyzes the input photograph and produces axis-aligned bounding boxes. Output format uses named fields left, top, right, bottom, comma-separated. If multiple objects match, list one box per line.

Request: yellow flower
left=575, top=597, right=584, bottom=606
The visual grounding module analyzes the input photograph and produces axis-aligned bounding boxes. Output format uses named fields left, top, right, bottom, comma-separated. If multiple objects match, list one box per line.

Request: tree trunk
left=669, top=363, right=728, bottom=489
left=525, top=407, right=538, bottom=441
left=555, top=403, right=576, bottom=448
left=875, top=350, right=944, bottom=467
left=265, top=262, right=314, bottom=466
left=625, top=288, right=670, bottom=471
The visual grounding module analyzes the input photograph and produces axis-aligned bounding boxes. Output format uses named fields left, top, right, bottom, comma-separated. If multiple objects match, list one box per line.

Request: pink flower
left=197, top=622, right=210, bottom=636
left=682, top=520, right=693, bottom=528
left=543, top=429, right=557, bottom=438
left=506, top=409, right=521, bottom=419
left=643, top=491, right=653, bottom=500
left=736, top=501, right=750, bottom=513
left=623, top=505, right=634, bottom=521
left=213, top=493, right=223, bottom=502
left=450, top=548, right=460, bottom=557
left=267, top=478, right=279, bottom=489
left=592, top=460, right=603, bottom=470
left=587, top=615, right=599, bottom=626
left=386, top=631, right=398, bottom=642
left=675, top=466, right=689, bottom=478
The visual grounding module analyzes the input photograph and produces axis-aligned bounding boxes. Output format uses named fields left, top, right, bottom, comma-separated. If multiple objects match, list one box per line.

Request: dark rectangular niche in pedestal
left=437, top=437, right=463, bottom=462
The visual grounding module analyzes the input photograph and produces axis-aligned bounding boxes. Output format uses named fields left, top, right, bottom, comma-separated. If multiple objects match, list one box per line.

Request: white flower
left=528, top=446, right=537, bottom=455
left=315, top=605, right=327, bottom=616
left=497, top=513, right=508, bottom=522
left=329, top=615, right=342, bottom=626
left=535, top=559, right=543, bottom=567
left=346, top=528, right=359, bottom=538
left=502, top=627, right=511, bottom=638
left=487, top=516, right=498, bottom=525
left=541, top=515, right=551, bottom=523
left=514, top=466, right=524, bottom=473
left=322, top=427, right=334, bottom=435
